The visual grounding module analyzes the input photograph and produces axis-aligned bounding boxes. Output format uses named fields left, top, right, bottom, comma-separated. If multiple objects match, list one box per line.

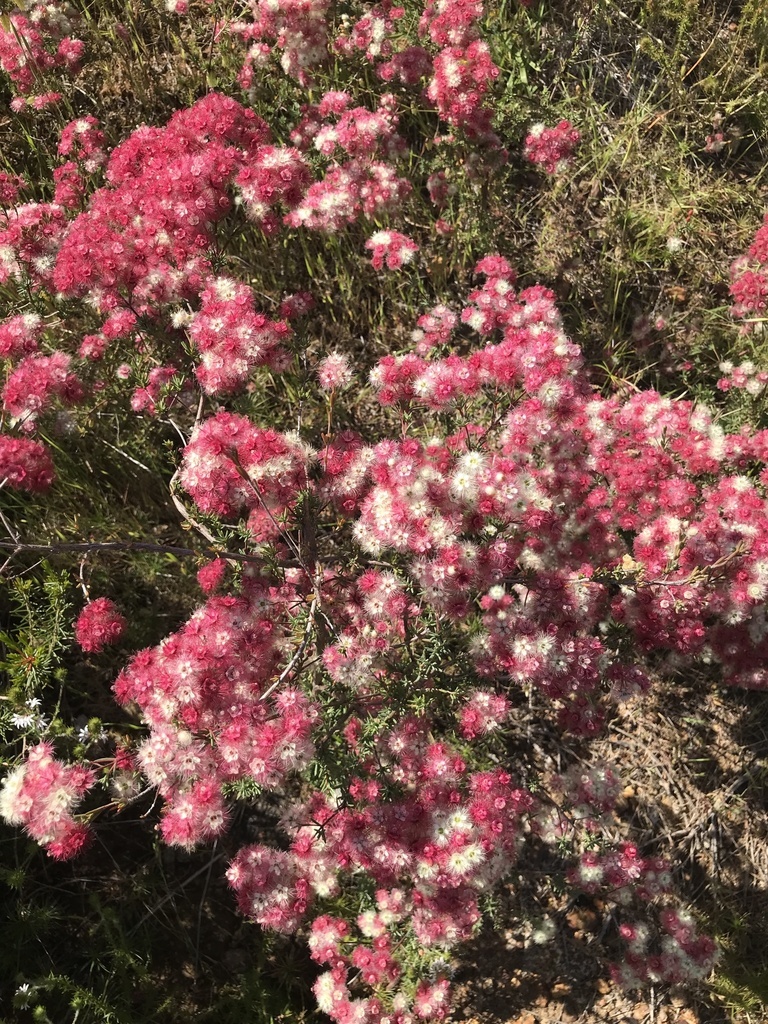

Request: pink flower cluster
left=58, top=116, right=106, bottom=170
left=0, top=172, right=26, bottom=206
left=197, top=557, right=228, bottom=594
left=411, top=304, right=457, bottom=354
left=0, top=742, right=95, bottom=859
left=524, top=120, right=581, bottom=174
left=53, top=93, right=270, bottom=312
left=2, top=351, right=84, bottom=431
left=0, top=434, right=55, bottom=491
left=335, top=1, right=405, bottom=62
left=0, top=313, right=43, bottom=360
left=53, top=161, right=87, bottom=209
left=11, top=90, right=64, bottom=112
left=717, top=359, right=768, bottom=396
left=425, top=41, right=500, bottom=142
left=114, top=573, right=318, bottom=850
left=569, top=842, right=673, bottom=902
left=319, top=568, right=417, bottom=691
left=312, top=257, right=768, bottom=723
left=0, top=200, right=69, bottom=290
left=228, top=713, right=534, bottom=1021
left=458, top=689, right=510, bottom=739
left=318, top=352, right=354, bottom=391
left=365, top=230, right=419, bottom=270
left=179, top=411, right=313, bottom=540
left=419, top=0, right=502, bottom=144
left=730, top=213, right=768, bottom=330
left=74, top=597, right=127, bottom=653
left=287, top=159, right=412, bottom=231
left=377, top=44, right=433, bottom=86
left=234, top=145, right=311, bottom=231
left=231, top=0, right=330, bottom=86
left=0, top=1, right=84, bottom=97
left=286, top=92, right=411, bottom=231
left=54, top=116, right=107, bottom=206
left=612, top=909, right=718, bottom=989
left=188, top=276, right=293, bottom=394
left=130, top=365, right=191, bottom=416
left=311, top=93, right=405, bottom=161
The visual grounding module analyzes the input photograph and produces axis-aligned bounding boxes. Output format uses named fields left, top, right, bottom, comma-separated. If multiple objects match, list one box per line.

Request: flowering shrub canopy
left=0, top=0, right=764, bottom=1019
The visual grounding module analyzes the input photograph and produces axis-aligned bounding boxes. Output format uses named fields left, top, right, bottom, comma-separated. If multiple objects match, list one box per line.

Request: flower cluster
left=188, top=276, right=293, bottom=394
left=285, top=90, right=412, bottom=231
left=0, top=15, right=742, bottom=1015
left=425, top=41, right=500, bottom=142
left=0, top=1, right=84, bottom=97
left=335, top=1, right=405, bottom=62
left=0, top=743, right=95, bottom=860
left=411, top=304, right=457, bottom=354
left=318, top=352, right=354, bottom=391
left=130, top=365, right=192, bottom=416
left=114, top=573, right=318, bottom=849
left=58, top=116, right=107, bottom=169
left=179, top=411, right=313, bottom=540
left=231, top=0, right=330, bottom=86
left=53, top=93, right=270, bottom=312
left=730, top=213, right=768, bottom=330
left=74, top=597, right=127, bottom=653
left=55, top=115, right=107, bottom=205
left=612, top=909, right=718, bottom=989
left=0, top=200, right=69, bottom=290
left=0, top=313, right=43, bottom=361
left=458, top=689, right=510, bottom=739
left=311, top=94, right=405, bottom=161
left=228, top=713, right=534, bottom=1021
left=2, top=351, right=84, bottom=430
left=717, top=359, right=768, bottom=396
left=287, top=159, right=412, bottom=231
left=569, top=843, right=673, bottom=903
left=315, top=258, right=768, bottom=720
left=365, top=230, right=419, bottom=270
left=377, top=44, right=433, bottom=86
left=524, top=120, right=581, bottom=174
left=0, top=434, right=55, bottom=491
left=417, top=1, right=502, bottom=146
left=234, top=145, right=311, bottom=231
left=0, top=172, right=25, bottom=206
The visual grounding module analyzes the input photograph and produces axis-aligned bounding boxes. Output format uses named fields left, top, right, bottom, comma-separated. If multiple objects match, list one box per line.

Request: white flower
left=10, top=712, right=36, bottom=730
left=14, top=983, right=35, bottom=1009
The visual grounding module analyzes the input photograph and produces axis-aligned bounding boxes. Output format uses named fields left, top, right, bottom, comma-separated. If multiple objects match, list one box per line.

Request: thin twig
left=128, top=851, right=227, bottom=937
left=78, top=557, right=89, bottom=599
left=169, top=469, right=222, bottom=548
left=227, top=455, right=337, bottom=646
left=100, top=437, right=153, bottom=473
left=260, top=596, right=317, bottom=702
left=194, top=840, right=217, bottom=972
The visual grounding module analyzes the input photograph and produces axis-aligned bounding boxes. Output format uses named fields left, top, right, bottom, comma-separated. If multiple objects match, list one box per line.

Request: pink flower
left=524, top=120, right=580, bottom=174
left=0, top=435, right=55, bottom=491
left=197, top=557, right=228, bottom=593
left=0, top=743, right=96, bottom=860
left=318, top=352, right=354, bottom=391
left=75, top=598, right=127, bottom=653
left=365, top=230, right=419, bottom=270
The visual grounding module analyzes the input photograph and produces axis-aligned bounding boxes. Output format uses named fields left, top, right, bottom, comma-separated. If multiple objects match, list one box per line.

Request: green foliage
left=0, top=565, right=70, bottom=697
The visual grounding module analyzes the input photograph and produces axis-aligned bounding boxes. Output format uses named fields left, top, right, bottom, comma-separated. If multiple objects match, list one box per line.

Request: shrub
left=1, top=1, right=766, bottom=1021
